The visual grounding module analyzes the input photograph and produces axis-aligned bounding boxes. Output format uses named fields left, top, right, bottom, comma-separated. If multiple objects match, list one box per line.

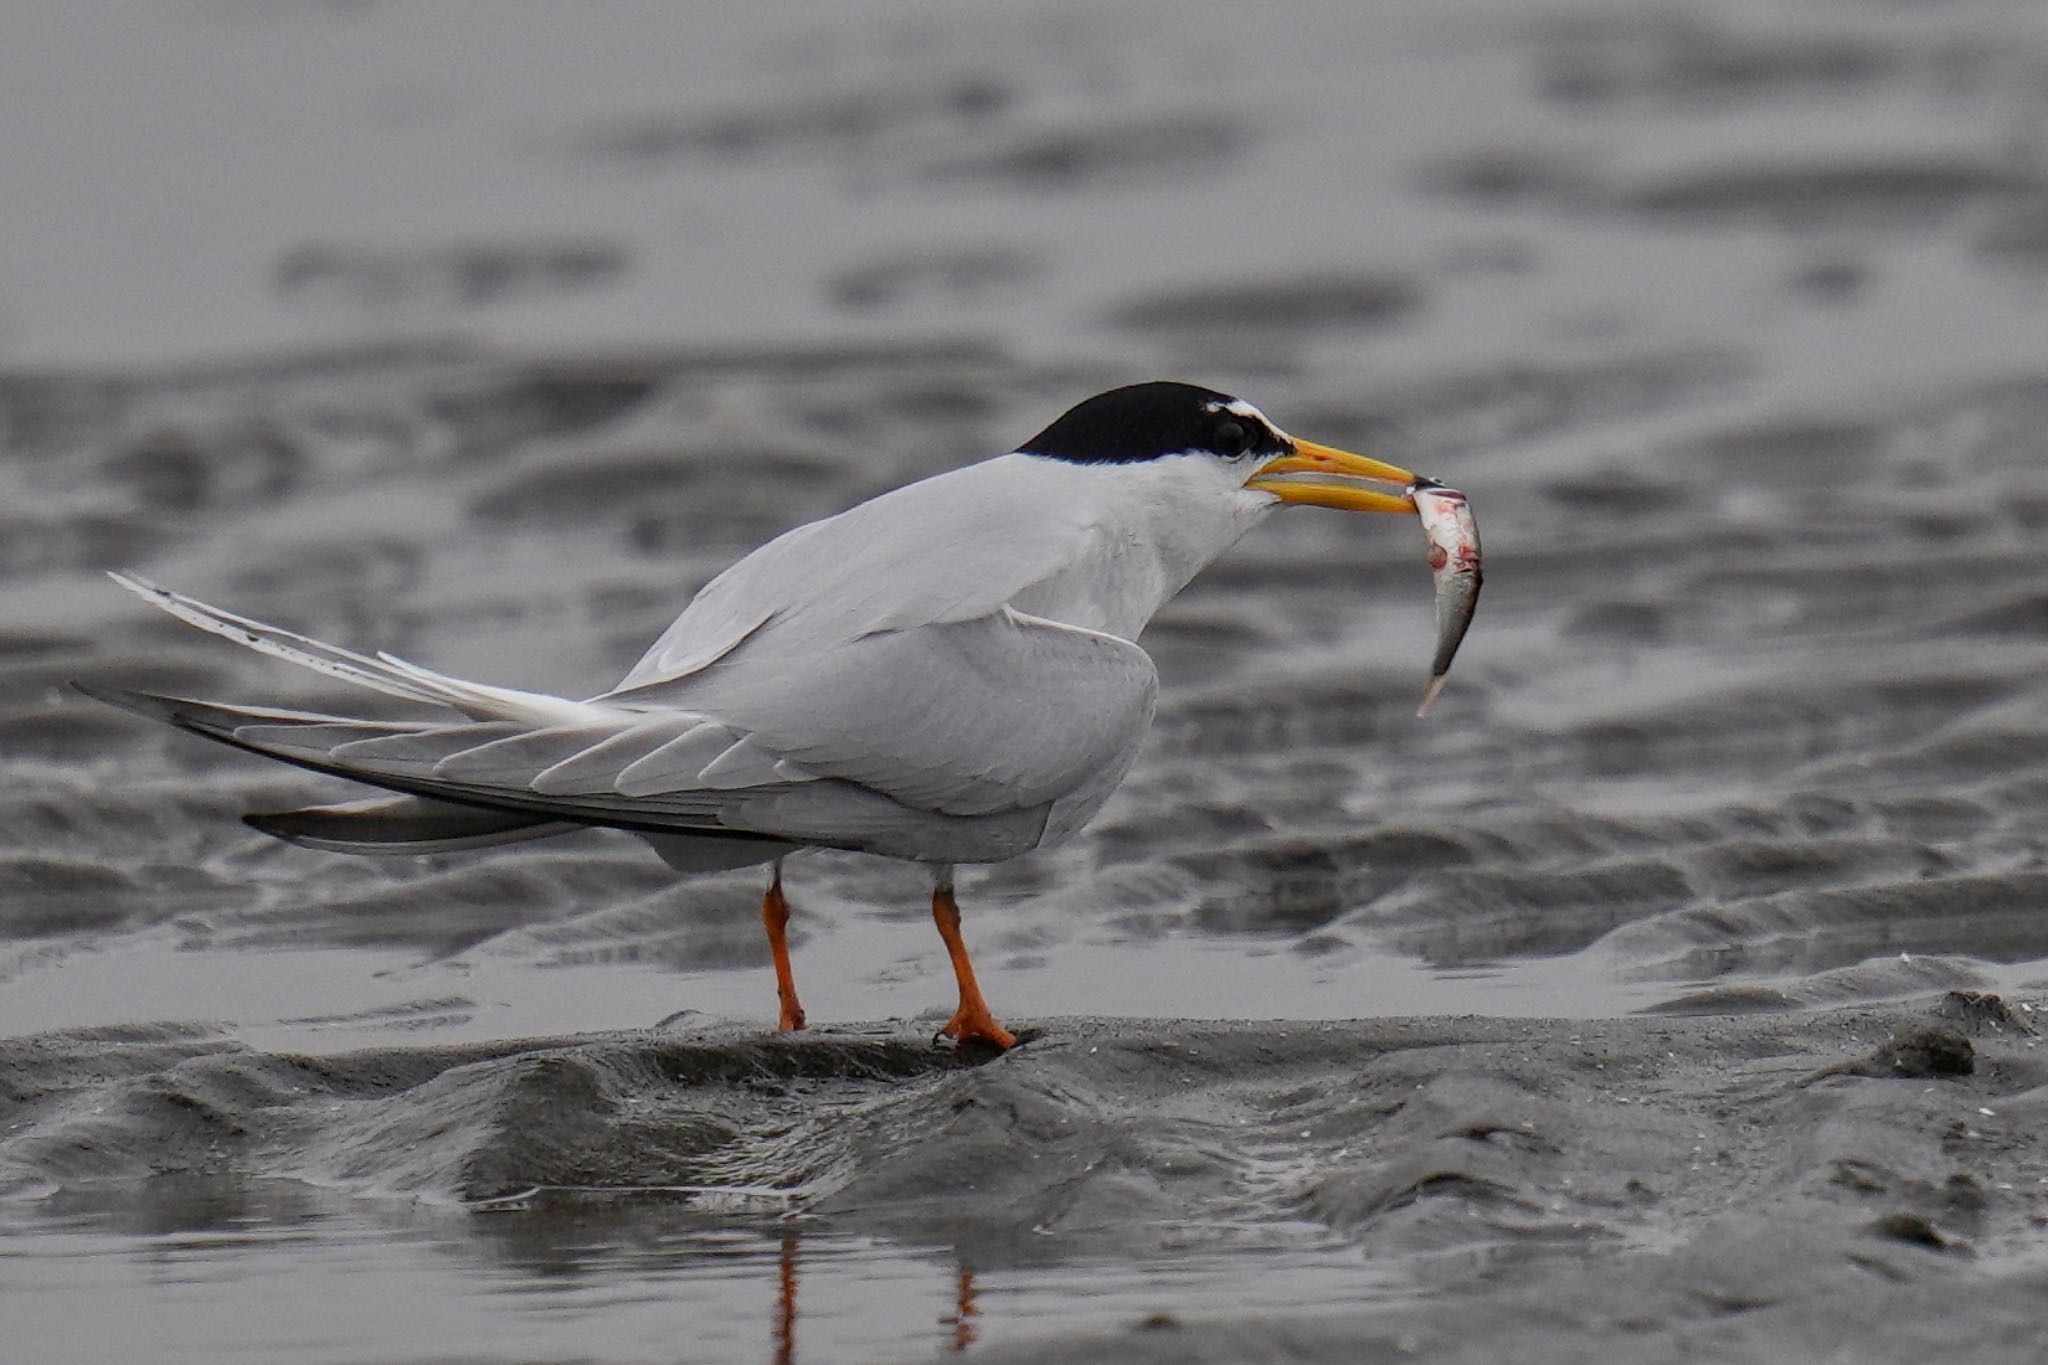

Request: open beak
left=1247, top=439, right=1420, bottom=514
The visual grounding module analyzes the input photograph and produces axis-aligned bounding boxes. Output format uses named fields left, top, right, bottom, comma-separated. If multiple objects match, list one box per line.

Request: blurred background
left=4, top=2, right=2048, bottom=1357
left=12, top=1, right=2045, bottom=380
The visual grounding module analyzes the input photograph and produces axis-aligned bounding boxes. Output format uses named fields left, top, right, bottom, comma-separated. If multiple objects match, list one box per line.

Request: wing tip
left=241, top=810, right=298, bottom=840
left=241, top=807, right=353, bottom=846
left=242, top=799, right=572, bottom=855
left=69, top=678, right=180, bottom=723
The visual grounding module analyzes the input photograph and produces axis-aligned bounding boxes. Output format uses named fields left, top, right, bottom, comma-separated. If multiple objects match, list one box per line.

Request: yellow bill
left=1246, top=439, right=1420, bottom=514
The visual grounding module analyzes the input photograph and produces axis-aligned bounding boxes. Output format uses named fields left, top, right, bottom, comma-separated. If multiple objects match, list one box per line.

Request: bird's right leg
left=930, top=867, right=1016, bottom=1050
left=762, top=859, right=806, bottom=1031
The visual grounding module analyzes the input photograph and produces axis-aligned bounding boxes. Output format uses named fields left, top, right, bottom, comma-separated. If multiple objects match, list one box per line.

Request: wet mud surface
left=4, top=0, right=2048, bottom=1360
left=8, top=1007, right=2048, bottom=1362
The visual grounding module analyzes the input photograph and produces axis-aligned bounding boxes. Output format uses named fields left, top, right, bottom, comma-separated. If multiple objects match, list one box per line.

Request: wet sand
left=5, top=0, right=2048, bottom=1360
left=6, top=1006, right=2048, bottom=1361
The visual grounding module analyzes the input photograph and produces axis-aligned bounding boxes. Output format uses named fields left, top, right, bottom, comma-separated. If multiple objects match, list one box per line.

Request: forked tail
left=81, top=574, right=609, bottom=856
left=77, top=575, right=797, bottom=868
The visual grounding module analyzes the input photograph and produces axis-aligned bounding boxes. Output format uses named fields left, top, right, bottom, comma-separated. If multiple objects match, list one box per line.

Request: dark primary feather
left=244, top=796, right=573, bottom=854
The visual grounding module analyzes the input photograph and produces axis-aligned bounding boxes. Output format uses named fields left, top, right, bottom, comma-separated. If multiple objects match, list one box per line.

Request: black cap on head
left=1019, top=381, right=1285, bottom=465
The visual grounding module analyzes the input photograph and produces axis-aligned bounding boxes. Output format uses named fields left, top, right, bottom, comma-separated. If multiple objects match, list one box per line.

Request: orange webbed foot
left=938, top=1005, right=1016, bottom=1051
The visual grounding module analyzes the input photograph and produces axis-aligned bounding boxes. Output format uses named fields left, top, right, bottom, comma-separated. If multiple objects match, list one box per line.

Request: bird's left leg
left=930, top=866, right=1016, bottom=1050
left=762, top=859, right=806, bottom=1031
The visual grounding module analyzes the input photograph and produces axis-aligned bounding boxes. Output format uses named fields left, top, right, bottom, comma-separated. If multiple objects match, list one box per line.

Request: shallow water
left=7, top=1190, right=1396, bottom=1364
left=5, top=0, right=2048, bottom=1360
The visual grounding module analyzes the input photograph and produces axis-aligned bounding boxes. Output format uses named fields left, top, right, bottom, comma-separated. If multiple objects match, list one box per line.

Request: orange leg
left=762, top=863, right=806, bottom=1032
left=931, top=874, right=1015, bottom=1050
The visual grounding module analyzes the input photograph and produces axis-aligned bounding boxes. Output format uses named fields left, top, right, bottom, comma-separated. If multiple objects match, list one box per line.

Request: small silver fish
left=1412, top=480, right=1482, bottom=717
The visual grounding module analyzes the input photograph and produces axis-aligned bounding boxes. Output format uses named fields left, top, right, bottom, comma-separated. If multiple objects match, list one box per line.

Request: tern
left=82, top=381, right=1425, bottom=1049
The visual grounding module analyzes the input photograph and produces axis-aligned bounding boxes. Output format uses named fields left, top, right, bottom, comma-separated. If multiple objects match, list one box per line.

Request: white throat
left=1007, top=454, right=1275, bottom=640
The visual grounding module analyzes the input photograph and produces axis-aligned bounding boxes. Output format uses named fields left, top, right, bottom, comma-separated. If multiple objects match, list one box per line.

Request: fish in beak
left=1249, top=439, right=1483, bottom=715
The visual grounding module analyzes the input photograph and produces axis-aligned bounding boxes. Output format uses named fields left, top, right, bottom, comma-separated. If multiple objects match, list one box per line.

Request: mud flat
left=4, top=1001, right=2047, bottom=1362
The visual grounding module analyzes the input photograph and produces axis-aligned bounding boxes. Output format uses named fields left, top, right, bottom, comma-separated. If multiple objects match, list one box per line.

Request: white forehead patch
left=1206, top=397, right=1270, bottom=424
left=1210, top=396, right=1284, bottom=441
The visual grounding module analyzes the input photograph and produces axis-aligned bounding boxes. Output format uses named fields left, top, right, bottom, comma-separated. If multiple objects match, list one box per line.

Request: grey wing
left=86, top=610, right=1156, bottom=860
left=627, top=607, right=1161, bottom=818
left=613, top=455, right=1096, bottom=690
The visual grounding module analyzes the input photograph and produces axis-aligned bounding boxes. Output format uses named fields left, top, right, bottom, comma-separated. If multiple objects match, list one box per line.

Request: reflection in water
left=774, top=1227, right=797, bottom=1365
left=14, top=1187, right=997, bottom=1363
left=3, top=1181, right=1401, bottom=1362
left=945, top=1266, right=980, bottom=1353
left=770, top=1223, right=977, bottom=1362
left=456, top=1195, right=999, bottom=1362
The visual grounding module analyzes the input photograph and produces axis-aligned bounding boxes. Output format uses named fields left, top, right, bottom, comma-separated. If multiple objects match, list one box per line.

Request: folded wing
left=89, top=574, right=1156, bottom=862
left=609, top=608, right=1157, bottom=818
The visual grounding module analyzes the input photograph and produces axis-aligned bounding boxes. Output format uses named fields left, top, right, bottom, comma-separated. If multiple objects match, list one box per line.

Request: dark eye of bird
left=1212, top=420, right=1248, bottom=455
